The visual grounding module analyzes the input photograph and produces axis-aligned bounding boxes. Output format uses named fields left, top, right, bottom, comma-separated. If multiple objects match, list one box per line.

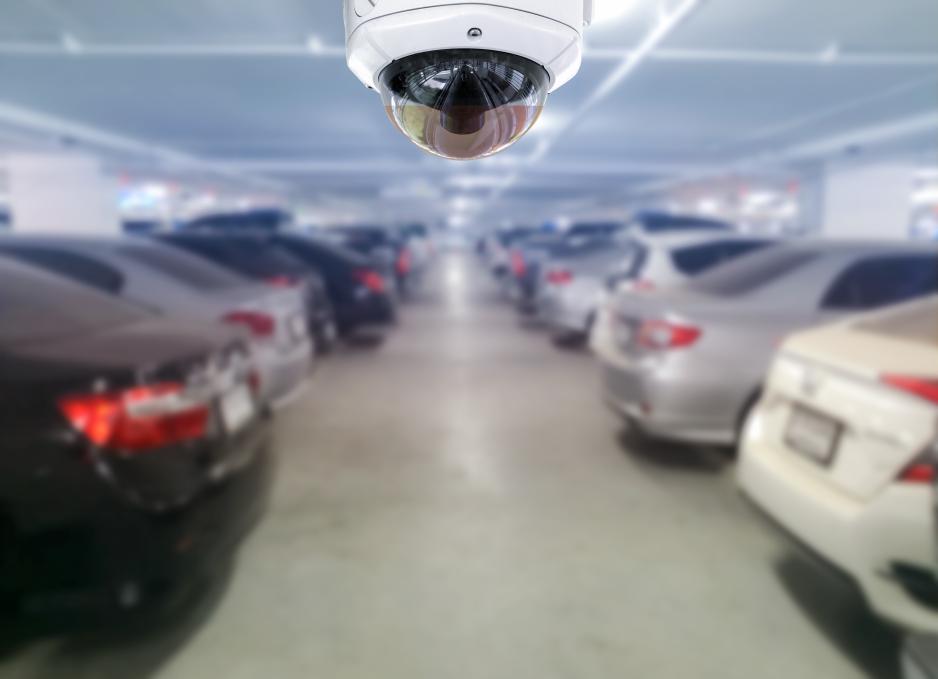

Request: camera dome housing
left=379, top=49, right=549, bottom=160
left=345, top=0, right=587, bottom=160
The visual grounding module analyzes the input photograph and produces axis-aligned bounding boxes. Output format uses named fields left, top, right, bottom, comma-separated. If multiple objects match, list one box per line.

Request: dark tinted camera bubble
left=379, top=50, right=550, bottom=160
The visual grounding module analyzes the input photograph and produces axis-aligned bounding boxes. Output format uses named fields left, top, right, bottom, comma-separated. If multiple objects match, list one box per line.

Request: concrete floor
left=0, top=253, right=902, bottom=678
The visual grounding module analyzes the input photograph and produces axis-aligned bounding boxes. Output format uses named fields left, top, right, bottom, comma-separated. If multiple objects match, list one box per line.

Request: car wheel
left=551, top=330, right=587, bottom=348
left=318, top=320, right=338, bottom=354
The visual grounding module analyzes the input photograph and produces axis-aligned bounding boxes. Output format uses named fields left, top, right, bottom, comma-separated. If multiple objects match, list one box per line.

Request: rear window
left=822, top=255, right=938, bottom=311
left=691, top=247, right=820, bottom=297
left=118, top=243, right=247, bottom=290
left=670, top=240, right=774, bottom=276
left=0, top=260, right=148, bottom=346
left=0, top=245, right=124, bottom=293
left=635, top=214, right=733, bottom=234
left=164, top=237, right=307, bottom=278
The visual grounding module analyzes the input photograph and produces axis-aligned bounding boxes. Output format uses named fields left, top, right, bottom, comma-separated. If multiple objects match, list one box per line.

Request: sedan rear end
left=738, top=297, right=938, bottom=631
left=0, top=259, right=273, bottom=615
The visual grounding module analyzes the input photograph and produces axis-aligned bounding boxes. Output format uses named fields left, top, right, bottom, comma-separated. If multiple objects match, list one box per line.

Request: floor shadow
left=341, top=330, right=388, bottom=351
left=615, top=425, right=733, bottom=475
left=0, top=560, right=236, bottom=678
left=774, top=552, right=902, bottom=679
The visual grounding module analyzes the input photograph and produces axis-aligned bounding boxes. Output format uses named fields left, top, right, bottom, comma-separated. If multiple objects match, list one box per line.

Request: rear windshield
left=118, top=243, right=247, bottom=290
left=691, top=247, right=820, bottom=297
left=855, top=299, right=938, bottom=346
left=164, top=237, right=307, bottom=278
left=0, top=261, right=148, bottom=346
left=670, top=239, right=774, bottom=276
left=636, top=214, right=733, bottom=233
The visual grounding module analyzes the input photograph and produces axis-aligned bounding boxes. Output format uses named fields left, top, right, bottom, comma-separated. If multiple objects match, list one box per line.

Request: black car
left=320, top=226, right=414, bottom=296
left=154, top=232, right=338, bottom=353
left=0, top=258, right=273, bottom=617
left=270, top=234, right=397, bottom=335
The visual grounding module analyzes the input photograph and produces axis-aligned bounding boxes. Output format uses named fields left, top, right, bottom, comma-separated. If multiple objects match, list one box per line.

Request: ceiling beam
left=0, top=40, right=935, bottom=68
left=0, top=99, right=283, bottom=191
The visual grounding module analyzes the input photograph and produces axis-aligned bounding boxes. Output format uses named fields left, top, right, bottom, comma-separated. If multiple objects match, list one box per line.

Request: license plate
left=785, top=406, right=842, bottom=465
left=220, top=384, right=255, bottom=435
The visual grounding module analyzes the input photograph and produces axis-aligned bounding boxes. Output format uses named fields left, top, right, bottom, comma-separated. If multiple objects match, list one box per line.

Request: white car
left=542, top=231, right=775, bottom=343
left=739, top=295, right=938, bottom=632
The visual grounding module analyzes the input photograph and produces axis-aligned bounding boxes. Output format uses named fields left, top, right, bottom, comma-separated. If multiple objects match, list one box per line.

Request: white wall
left=4, top=153, right=120, bottom=234
left=821, top=160, right=914, bottom=240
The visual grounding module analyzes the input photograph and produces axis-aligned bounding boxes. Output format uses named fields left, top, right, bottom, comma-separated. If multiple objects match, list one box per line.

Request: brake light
left=547, top=268, right=573, bottom=285
left=222, top=311, right=276, bottom=340
left=396, top=249, right=412, bottom=276
left=898, top=461, right=935, bottom=484
left=510, top=250, right=526, bottom=278
left=881, top=375, right=938, bottom=406
left=355, top=269, right=386, bottom=294
left=266, top=275, right=296, bottom=288
left=631, top=279, right=656, bottom=292
left=637, top=319, right=702, bottom=350
left=58, top=383, right=210, bottom=454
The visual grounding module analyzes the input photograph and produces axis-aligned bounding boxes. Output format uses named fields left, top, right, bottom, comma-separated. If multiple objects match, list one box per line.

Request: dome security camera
left=344, top=0, right=591, bottom=161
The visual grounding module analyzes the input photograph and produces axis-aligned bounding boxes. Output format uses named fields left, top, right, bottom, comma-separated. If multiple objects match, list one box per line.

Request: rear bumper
left=6, top=419, right=274, bottom=601
left=738, top=409, right=938, bottom=632
left=540, top=291, right=593, bottom=335
left=600, top=360, right=739, bottom=445
left=337, top=294, right=396, bottom=330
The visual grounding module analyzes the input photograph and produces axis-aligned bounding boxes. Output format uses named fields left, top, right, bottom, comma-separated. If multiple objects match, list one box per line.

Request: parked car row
left=482, top=218, right=938, bottom=634
left=0, top=218, right=434, bottom=621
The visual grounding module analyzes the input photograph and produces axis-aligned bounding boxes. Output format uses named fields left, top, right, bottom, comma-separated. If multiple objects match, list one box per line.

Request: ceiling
left=0, top=0, right=936, bottom=226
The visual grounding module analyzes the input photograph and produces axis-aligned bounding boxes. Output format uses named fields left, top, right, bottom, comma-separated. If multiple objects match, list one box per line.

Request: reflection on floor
left=0, top=253, right=901, bottom=679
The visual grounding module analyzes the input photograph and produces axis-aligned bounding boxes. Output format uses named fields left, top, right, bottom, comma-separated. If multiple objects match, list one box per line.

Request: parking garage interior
left=1, top=2, right=937, bottom=678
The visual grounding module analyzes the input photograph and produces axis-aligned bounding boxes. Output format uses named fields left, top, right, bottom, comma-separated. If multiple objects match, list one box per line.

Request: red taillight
left=58, top=383, right=210, bottom=454
left=355, top=269, right=386, bottom=294
left=547, top=268, right=573, bottom=285
left=222, top=311, right=276, bottom=340
left=881, top=375, right=938, bottom=406
left=396, top=249, right=412, bottom=276
left=899, top=462, right=936, bottom=484
left=637, top=319, right=702, bottom=350
left=631, top=279, right=656, bottom=293
left=510, top=250, right=526, bottom=278
left=266, top=275, right=296, bottom=288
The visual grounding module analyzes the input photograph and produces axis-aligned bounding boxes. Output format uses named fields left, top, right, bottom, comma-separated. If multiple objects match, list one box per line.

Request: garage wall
left=4, top=153, right=120, bottom=235
left=821, top=160, right=915, bottom=241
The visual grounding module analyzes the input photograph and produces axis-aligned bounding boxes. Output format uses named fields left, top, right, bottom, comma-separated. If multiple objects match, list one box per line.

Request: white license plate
left=785, top=406, right=841, bottom=465
left=220, top=384, right=256, bottom=435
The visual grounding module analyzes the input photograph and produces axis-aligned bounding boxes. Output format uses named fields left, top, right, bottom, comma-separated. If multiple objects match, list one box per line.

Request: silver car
left=0, top=235, right=313, bottom=408
left=592, top=241, right=938, bottom=445
left=539, top=232, right=775, bottom=344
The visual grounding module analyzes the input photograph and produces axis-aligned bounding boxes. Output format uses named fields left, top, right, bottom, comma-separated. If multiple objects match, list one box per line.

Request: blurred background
left=0, top=2, right=937, bottom=679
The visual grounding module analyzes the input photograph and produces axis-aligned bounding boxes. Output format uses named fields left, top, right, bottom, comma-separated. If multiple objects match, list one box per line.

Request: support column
left=4, top=153, right=120, bottom=234
left=821, top=159, right=915, bottom=240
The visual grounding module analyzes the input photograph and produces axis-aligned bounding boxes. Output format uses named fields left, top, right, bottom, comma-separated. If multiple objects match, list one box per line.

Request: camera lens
left=378, top=50, right=550, bottom=160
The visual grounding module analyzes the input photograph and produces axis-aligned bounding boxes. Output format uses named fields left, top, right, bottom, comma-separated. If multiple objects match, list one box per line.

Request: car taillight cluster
left=547, top=268, right=573, bottom=285
left=222, top=310, right=276, bottom=340
left=510, top=250, right=526, bottom=278
left=880, top=375, right=938, bottom=406
left=396, top=249, right=412, bottom=276
left=630, top=279, right=656, bottom=293
left=58, top=383, right=210, bottom=454
left=265, top=275, right=297, bottom=289
left=355, top=269, right=386, bottom=294
left=637, top=319, right=702, bottom=350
